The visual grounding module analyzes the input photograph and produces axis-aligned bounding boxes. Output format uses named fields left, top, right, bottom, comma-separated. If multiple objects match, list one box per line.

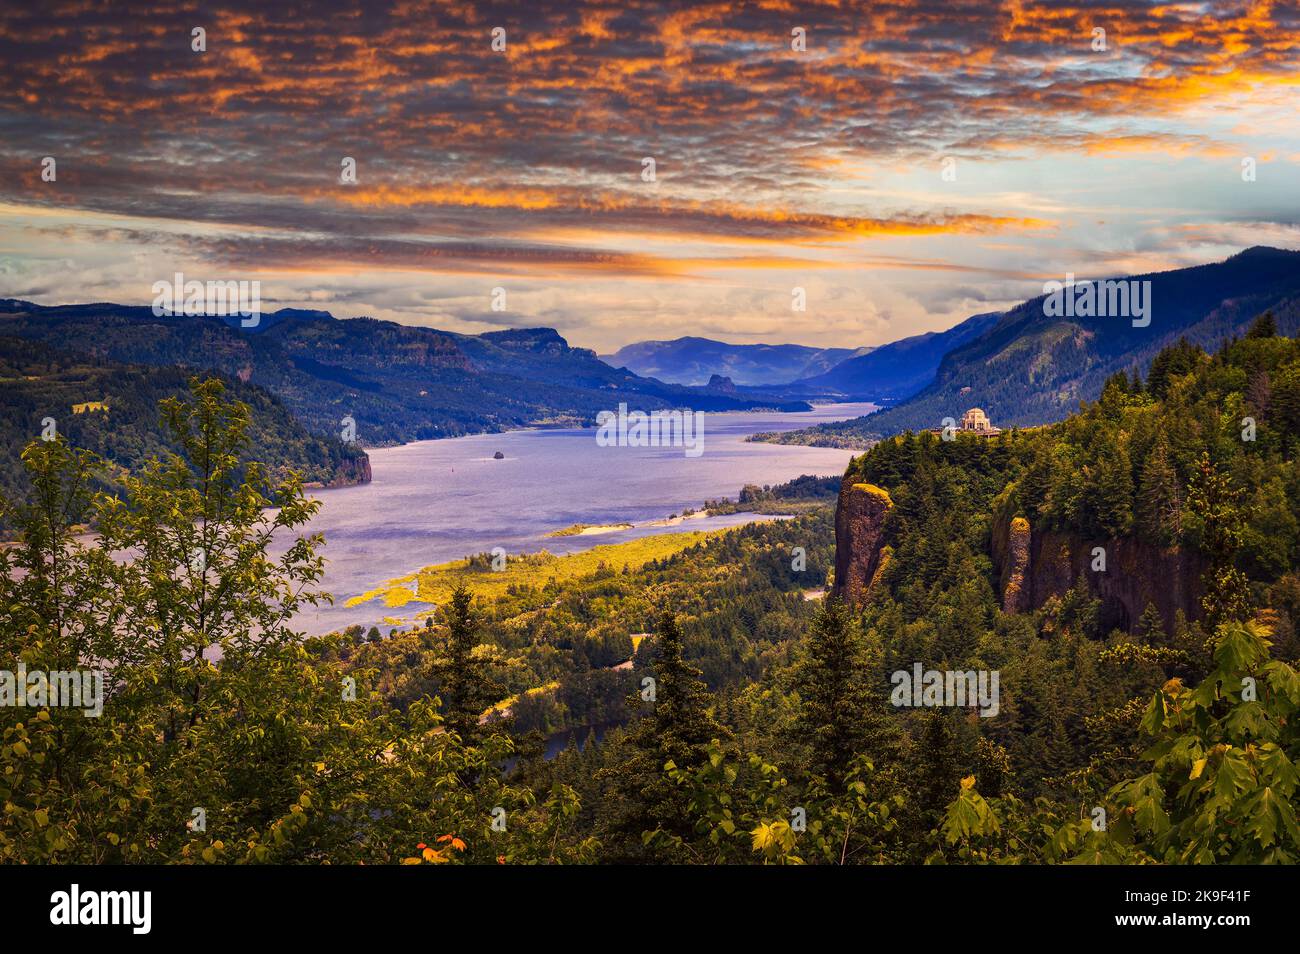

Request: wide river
left=288, top=402, right=876, bottom=636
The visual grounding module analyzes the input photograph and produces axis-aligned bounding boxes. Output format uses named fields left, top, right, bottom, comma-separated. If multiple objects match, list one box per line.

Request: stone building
left=959, top=408, right=1000, bottom=435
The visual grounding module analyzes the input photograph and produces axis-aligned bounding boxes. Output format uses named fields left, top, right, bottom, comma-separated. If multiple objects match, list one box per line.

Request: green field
left=346, top=529, right=729, bottom=610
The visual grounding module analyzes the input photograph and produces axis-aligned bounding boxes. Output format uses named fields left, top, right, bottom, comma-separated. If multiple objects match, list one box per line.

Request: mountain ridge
left=0, top=301, right=812, bottom=446
left=601, top=335, right=869, bottom=386
left=765, top=246, right=1300, bottom=444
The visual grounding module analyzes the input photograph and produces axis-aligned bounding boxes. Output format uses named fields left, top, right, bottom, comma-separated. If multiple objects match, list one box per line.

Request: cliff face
left=307, top=451, right=373, bottom=489
left=991, top=513, right=1204, bottom=635
left=830, top=475, right=1206, bottom=631
left=831, top=479, right=893, bottom=605
left=335, top=452, right=373, bottom=487
left=1000, top=516, right=1031, bottom=614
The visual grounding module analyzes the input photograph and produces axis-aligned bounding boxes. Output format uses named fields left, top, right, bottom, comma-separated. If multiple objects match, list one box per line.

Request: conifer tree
left=789, top=597, right=897, bottom=789
left=429, top=584, right=500, bottom=744
left=1137, top=435, right=1183, bottom=545
left=596, top=610, right=727, bottom=860
left=1185, top=454, right=1251, bottom=629
left=1246, top=310, right=1277, bottom=338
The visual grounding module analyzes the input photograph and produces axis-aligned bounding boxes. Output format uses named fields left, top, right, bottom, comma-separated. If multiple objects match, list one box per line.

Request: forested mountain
left=0, top=336, right=367, bottom=530
left=0, top=301, right=809, bottom=446
left=794, top=310, right=1000, bottom=399
left=775, top=247, right=1300, bottom=444
left=602, top=336, right=869, bottom=386
left=5, top=318, right=1296, bottom=864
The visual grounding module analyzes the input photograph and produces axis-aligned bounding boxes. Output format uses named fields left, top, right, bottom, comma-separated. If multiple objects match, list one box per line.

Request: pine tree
left=1186, top=454, right=1251, bottom=628
left=1136, top=601, right=1166, bottom=643
left=429, top=584, right=499, bottom=744
left=1246, top=310, right=1277, bottom=339
left=789, top=597, right=898, bottom=789
left=596, top=610, right=728, bottom=860
left=1137, top=435, right=1183, bottom=545
left=911, top=709, right=963, bottom=835
left=1092, top=437, right=1134, bottom=538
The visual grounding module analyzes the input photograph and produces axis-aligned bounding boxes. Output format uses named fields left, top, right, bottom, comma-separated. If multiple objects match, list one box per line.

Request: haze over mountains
left=4, top=246, right=1297, bottom=475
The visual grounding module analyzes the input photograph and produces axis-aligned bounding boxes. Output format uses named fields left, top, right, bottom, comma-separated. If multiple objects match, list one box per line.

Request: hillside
left=0, top=301, right=810, bottom=446
left=772, top=248, right=1300, bottom=445
left=602, top=336, right=868, bottom=386
left=0, top=336, right=369, bottom=527
left=795, top=310, right=1000, bottom=399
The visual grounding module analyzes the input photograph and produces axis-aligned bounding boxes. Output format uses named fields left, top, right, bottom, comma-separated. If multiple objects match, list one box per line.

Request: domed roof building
left=959, top=408, right=1000, bottom=435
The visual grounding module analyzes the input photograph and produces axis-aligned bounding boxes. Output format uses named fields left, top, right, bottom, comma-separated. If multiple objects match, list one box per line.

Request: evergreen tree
left=429, top=584, right=500, bottom=744
left=596, top=610, right=728, bottom=860
left=1146, top=338, right=1203, bottom=399
left=1245, top=310, right=1277, bottom=339
left=1185, top=454, right=1251, bottom=628
left=1092, top=437, right=1134, bottom=537
left=911, top=709, right=963, bottom=835
left=1136, top=435, right=1183, bottom=545
left=788, top=598, right=897, bottom=789
left=1136, top=601, right=1166, bottom=642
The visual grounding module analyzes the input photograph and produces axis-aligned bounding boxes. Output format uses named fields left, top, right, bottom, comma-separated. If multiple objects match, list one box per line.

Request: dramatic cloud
left=0, top=0, right=1297, bottom=349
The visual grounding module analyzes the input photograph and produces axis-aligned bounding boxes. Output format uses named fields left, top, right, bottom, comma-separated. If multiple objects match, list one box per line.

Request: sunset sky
left=1, top=0, right=1298, bottom=352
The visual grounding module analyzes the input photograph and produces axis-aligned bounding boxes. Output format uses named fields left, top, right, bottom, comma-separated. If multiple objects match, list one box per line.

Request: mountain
left=0, top=335, right=370, bottom=529
left=0, top=302, right=810, bottom=446
left=771, top=247, right=1300, bottom=444
left=793, top=311, right=1001, bottom=400
left=601, top=336, right=869, bottom=386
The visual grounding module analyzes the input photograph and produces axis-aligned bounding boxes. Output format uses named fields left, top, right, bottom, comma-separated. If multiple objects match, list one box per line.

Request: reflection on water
left=285, top=403, right=876, bottom=635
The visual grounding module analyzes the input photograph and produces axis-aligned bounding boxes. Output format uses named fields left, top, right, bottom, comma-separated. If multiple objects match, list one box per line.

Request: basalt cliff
left=989, top=510, right=1204, bottom=635
left=830, top=478, right=894, bottom=604
left=832, top=474, right=1206, bottom=635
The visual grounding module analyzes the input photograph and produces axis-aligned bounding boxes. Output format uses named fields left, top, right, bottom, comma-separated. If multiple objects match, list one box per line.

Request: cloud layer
left=1, top=0, right=1298, bottom=349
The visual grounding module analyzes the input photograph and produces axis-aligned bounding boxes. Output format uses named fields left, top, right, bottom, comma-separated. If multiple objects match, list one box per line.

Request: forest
left=2, top=313, right=1297, bottom=863
left=0, top=335, right=367, bottom=534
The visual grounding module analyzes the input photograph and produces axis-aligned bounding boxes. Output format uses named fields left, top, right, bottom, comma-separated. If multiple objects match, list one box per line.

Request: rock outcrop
left=991, top=513, right=1205, bottom=635
left=309, top=451, right=372, bottom=489
left=1000, top=516, right=1031, bottom=614
left=831, top=479, right=893, bottom=605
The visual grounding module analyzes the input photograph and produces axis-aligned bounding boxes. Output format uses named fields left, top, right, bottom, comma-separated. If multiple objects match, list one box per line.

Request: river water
left=288, top=402, right=875, bottom=635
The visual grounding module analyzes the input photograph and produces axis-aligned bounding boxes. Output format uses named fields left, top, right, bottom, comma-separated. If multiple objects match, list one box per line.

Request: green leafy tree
left=1107, top=620, right=1300, bottom=863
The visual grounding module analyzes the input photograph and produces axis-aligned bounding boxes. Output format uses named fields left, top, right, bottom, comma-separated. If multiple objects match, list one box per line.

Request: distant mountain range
left=12, top=245, right=1293, bottom=469
left=602, top=336, right=871, bottom=386
left=768, top=246, right=1300, bottom=445
left=792, top=311, right=1001, bottom=400
left=0, top=301, right=811, bottom=449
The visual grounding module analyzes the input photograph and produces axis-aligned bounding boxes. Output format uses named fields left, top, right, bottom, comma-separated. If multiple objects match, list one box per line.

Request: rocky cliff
left=831, top=479, right=893, bottom=604
left=831, top=473, right=1206, bottom=632
left=990, top=512, right=1204, bottom=635
left=306, top=450, right=372, bottom=489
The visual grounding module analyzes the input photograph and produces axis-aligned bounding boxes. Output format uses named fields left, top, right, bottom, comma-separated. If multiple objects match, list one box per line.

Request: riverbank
left=284, top=402, right=878, bottom=636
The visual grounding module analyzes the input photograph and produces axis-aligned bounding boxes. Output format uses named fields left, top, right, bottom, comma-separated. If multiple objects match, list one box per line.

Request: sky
left=1, top=0, right=1298, bottom=354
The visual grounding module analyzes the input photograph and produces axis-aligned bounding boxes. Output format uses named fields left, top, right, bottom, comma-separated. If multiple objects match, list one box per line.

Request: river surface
left=288, top=402, right=876, bottom=636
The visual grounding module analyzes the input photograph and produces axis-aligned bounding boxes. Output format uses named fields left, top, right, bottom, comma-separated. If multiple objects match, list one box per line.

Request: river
left=288, top=402, right=876, bottom=636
